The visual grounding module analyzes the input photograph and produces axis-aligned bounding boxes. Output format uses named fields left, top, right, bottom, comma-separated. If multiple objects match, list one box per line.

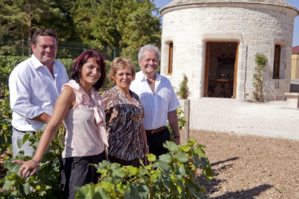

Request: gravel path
left=189, top=99, right=299, bottom=140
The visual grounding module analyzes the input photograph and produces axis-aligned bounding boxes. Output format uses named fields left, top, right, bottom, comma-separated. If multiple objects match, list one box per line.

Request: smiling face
left=115, top=66, right=133, bottom=93
left=80, top=58, right=102, bottom=89
left=138, top=48, right=159, bottom=78
left=31, top=35, right=57, bottom=67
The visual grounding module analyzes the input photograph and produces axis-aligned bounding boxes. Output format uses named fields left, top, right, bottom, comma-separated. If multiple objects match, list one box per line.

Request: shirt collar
left=138, top=71, right=161, bottom=82
left=31, top=54, right=57, bottom=70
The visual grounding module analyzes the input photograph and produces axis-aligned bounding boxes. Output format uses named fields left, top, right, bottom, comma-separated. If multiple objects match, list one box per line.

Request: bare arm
left=13, top=87, right=75, bottom=178
left=141, top=123, right=149, bottom=165
left=32, top=113, right=51, bottom=123
left=168, top=110, right=180, bottom=145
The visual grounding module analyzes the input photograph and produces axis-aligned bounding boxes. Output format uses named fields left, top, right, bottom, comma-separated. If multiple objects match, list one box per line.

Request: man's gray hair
left=138, top=44, right=161, bottom=61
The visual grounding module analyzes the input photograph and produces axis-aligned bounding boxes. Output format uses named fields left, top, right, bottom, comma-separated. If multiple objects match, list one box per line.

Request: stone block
left=285, top=92, right=299, bottom=108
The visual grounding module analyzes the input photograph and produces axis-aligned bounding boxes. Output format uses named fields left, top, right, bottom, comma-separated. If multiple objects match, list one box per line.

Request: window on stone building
left=273, top=45, right=281, bottom=79
left=168, top=42, right=173, bottom=74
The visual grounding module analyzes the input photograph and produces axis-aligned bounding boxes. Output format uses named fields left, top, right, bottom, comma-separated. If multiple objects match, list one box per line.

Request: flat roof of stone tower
left=160, top=0, right=299, bottom=15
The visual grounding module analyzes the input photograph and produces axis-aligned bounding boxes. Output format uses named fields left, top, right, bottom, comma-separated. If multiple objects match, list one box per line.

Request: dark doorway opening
left=204, top=42, right=238, bottom=98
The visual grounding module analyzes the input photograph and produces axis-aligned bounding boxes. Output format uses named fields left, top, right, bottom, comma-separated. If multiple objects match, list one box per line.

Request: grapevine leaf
left=163, top=141, right=179, bottom=152
left=159, top=154, right=172, bottom=163
left=74, top=182, right=95, bottom=198
left=113, top=168, right=126, bottom=178
left=99, top=181, right=114, bottom=193
left=177, top=151, right=188, bottom=163
left=125, top=184, right=139, bottom=199
left=147, top=154, right=156, bottom=162
left=157, top=161, right=170, bottom=172
left=4, top=159, right=21, bottom=174
left=192, top=153, right=200, bottom=168
left=179, top=165, right=186, bottom=177
left=126, top=165, right=138, bottom=176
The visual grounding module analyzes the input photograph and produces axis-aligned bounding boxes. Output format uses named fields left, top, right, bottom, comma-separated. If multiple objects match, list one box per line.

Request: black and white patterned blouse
left=102, top=86, right=145, bottom=161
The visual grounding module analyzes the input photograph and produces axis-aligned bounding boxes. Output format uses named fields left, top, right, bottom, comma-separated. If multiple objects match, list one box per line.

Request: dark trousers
left=61, top=152, right=106, bottom=199
left=146, top=128, right=170, bottom=158
left=108, top=156, right=141, bottom=167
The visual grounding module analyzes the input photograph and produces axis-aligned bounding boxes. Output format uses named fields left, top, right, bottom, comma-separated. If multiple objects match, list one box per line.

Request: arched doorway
left=204, top=42, right=239, bottom=98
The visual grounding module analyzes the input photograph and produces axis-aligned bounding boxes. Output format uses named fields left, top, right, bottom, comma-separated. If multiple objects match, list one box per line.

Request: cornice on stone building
left=160, top=0, right=299, bottom=16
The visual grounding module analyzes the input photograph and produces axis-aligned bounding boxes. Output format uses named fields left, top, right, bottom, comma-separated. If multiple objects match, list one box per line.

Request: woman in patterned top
left=13, top=50, right=108, bottom=199
left=102, top=57, right=149, bottom=167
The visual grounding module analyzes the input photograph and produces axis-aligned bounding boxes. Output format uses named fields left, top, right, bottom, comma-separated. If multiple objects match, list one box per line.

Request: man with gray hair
left=130, top=44, right=180, bottom=157
left=9, top=29, right=69, bottom=158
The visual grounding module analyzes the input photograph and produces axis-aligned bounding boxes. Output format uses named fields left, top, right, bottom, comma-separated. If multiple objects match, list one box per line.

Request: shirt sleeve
left=168, top=82, right=180, bottom=112
left=9, top=67, right=44, bottom=119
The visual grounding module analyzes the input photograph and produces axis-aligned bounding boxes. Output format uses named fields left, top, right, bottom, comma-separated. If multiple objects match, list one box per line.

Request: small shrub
left=178, top=74, right=189, bottom=99
left=253, top=53, right=267, bottom=102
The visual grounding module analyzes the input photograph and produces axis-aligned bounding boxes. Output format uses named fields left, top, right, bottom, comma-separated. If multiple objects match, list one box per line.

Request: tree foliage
left=0, top=0, right=63, bottom=56
left=72, top=0, right=161, bottom=59
left=0, top=0, right=161, bottom=59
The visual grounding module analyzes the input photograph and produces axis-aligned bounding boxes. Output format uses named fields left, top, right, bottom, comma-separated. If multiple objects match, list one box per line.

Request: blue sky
left=154, top=0, right=299, bottom=47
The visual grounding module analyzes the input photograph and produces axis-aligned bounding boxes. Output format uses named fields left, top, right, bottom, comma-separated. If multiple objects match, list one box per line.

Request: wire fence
left=0, top=39, right=123, bottom=60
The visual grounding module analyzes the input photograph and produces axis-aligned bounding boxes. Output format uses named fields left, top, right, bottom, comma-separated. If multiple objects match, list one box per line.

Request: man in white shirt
left=130, top=44, right=180, bottom=157
left=9, top=29, right=69, bottom=158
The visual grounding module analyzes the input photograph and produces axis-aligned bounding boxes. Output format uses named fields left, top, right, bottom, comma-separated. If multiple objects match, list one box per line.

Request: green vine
left=0, top=126, right=65, bottom=198
left=76, top=139, right=214, bottom=199
left=253, top=53, right=267, bottom=102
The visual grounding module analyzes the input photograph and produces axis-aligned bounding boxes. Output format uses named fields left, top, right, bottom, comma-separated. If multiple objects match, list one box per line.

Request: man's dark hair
left=31, top=29, right=58, bottom=46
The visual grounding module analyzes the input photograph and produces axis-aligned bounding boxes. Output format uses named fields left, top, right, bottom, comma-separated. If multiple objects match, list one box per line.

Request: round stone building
left=160, top=0, right=299, bottom=101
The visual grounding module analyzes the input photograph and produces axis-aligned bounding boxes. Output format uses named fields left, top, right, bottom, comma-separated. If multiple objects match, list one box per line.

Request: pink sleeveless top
left=61, top=80, right=108, bottom=158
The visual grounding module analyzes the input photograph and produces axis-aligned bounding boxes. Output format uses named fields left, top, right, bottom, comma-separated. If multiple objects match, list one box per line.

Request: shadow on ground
left=207, top=184, right=273, bottom=199
left=199, top=157, right=273, bottom=198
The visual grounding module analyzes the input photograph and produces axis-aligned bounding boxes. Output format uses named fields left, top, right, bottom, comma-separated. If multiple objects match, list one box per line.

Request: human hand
left=173, top=137, right=180, bottom=145
left=12, top=159, right=39, bottom=178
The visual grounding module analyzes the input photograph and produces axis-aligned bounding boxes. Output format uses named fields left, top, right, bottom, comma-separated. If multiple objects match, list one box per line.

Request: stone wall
left=160, top=3, right=298, bottom=101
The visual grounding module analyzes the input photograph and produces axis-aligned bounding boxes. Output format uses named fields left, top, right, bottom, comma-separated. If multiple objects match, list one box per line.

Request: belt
left=146, top=126, right=166, bottom=135
left=13, top=127, right=35, bottom=134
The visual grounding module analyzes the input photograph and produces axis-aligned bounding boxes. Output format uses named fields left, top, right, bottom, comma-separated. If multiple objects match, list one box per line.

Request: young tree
left=71, top=0, right=161, bottom=60
left=121, top=0, right=161, bottom=58
left=0, top=0, right=70, bottom=56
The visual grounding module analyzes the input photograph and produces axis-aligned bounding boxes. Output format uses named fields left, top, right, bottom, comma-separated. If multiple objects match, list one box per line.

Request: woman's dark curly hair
left=70, top=50, right=106, bottom=90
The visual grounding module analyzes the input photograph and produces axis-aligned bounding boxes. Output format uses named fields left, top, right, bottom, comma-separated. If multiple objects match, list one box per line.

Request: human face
left=138, top=49, right=159, bottom=77
left=31, top=36, right=57, bottom=67
left=80, top=58, right=101, bottom=89
left=115, top=67, right=133, bottom=93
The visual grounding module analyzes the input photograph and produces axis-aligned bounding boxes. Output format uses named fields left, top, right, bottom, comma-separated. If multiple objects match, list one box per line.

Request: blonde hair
left=108, top=57, right=136, bottom=84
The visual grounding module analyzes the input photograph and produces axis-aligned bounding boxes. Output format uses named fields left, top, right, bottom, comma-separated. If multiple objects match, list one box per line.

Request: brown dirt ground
left=191, top=130, right=299, bottom=199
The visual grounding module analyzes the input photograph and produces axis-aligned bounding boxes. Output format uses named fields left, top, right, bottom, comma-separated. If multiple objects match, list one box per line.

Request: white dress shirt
left=9, top=54, right=69, bottom=131
left=130, top=71, right=180, bottom=130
